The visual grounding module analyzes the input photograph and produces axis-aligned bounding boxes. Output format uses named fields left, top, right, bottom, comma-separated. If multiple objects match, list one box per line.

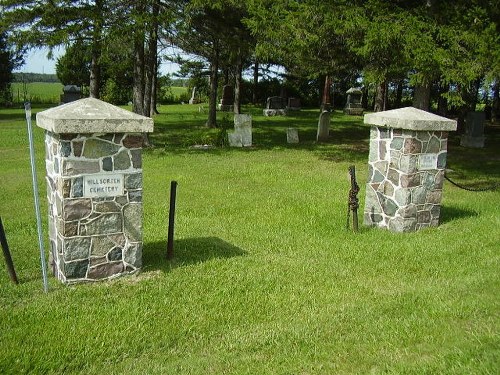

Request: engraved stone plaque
left=418, top=154, right=438, bottom=170
left=83, top=173, right=124, bottom=198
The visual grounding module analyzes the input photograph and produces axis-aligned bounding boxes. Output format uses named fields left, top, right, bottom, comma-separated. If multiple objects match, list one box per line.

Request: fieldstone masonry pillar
left=36, top=98, right=153, bottom=283
left=364, top=107, right=456, bottom=232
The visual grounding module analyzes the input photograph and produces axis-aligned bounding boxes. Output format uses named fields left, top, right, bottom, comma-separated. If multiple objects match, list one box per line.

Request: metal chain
left=346, top=166, right=360, bottom=230
left=444, top=174, right=500, bottom=192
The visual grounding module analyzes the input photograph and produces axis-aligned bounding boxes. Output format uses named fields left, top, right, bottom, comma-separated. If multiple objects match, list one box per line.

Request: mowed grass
left=0, top=104, right=499, bottom=374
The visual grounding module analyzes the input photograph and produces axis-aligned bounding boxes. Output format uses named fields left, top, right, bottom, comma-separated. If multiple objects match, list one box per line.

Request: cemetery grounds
left=0, top=100, right=499, bottom=374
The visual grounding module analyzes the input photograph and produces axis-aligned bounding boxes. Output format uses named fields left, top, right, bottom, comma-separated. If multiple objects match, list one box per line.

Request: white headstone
left=287, top=128, right=299, bottom=144
left=234, top=114, right=252, bottom=147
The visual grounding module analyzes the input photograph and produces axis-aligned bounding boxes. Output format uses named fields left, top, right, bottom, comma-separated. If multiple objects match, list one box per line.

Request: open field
left=10, top=82, right=64, bottom=104
left=0, top=104, right=499, bottom=374
left=9, top=82, right=188, bottom=105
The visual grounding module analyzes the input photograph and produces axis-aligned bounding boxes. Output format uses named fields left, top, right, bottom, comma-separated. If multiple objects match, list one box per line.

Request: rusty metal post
left=0, top=217, right=19, bottom=284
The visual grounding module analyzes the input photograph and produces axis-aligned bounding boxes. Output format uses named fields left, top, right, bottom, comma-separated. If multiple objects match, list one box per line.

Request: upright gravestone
left=287, top=98, right=301, bottom=111
left=316, top=110, right=331, bottom=142
left=228, top=114, right=252, bottom=147
left=218, top=85, right=234, bottom=112
left=364, top=107, right=456, bottom=232
left=60, top=85, right=81, bottom=104
left=460, top=111, right=485, bottom=148
left=344, top=87, right=364, bottom=115
left=36, top=98, right=154, bottom=283
left=263, top=96, right=287, bottom=116
left=287, top=128, right=299, bottom=144
left=188, top=87, right=197, bottom=104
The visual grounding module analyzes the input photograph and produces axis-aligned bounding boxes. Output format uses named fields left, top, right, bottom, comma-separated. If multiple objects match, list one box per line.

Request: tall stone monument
left=460, top=111, right=486, bottom=148
left=36, top=98, right=154, bottom=283
left=317, top=110, right=331, bottom=142
left=364, top=107, right=456, bottom=232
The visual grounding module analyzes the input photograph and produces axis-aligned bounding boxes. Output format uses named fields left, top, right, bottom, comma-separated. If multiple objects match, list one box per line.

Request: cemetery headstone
left=188, top=87, right=197, bottom=104
left=363, top=107, right=456, bottom=232
left=316, top=110, right=331, bottom=142
left=287, top=97, right=301, bottom=111
left=228, top=114, right=252, bottom=147
left=287, top=128, right=299, bottom=144
left=36, top=98, right=154, bottom=283
left=218, top=84, right=234, bottom=112
left=263, top=96, right=287, bottom=116
left=60, top=85, right=81, bottom=104
left=460, top=111, right=485, bottom=148
left=344, top=87, right=364, bottom=115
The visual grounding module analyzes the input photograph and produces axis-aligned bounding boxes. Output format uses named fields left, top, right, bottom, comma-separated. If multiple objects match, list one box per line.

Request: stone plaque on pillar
left=36, top=98, right=153, bottom=283
left=363, top=107, right=456, bottom=232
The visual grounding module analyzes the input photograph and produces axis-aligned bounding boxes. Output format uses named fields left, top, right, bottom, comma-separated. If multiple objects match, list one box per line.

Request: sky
left=14, top=46, right=181, bottom=75
left=14, top=47, right=63, bottom=74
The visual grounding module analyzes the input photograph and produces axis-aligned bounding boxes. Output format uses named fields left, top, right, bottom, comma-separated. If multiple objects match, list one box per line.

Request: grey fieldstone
left=114, top=149, right=131, bottom=170
left=108, top=247, right=123, bottom=261
left=130, top=149, right=142, bottom=168
left=123, top=242, right=142, bottom=268
left=125, top=173, right=142, bottom=189
left=63, top=159, right=100, bottom=176
left=123, top=204, right=143, bottom=242
left=64, top=237, right=91, bottom=261
left=63, top=199, right=92, bottom=221
left=71, top=177, right=83, bottom=198
left=102, top=157, right=113, bottom=171
left=83, top=213, right=122, bottom=235
left=83, top=138, right=120, bottom=159
left=64, top=259, right=89, bottom=279
left=87, top=262, right=124, bottom=280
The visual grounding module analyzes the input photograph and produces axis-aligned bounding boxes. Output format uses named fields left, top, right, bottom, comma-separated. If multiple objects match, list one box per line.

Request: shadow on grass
left=142, top=237, right=247, bottom=273
left=439, top=205, right=478, bottom=224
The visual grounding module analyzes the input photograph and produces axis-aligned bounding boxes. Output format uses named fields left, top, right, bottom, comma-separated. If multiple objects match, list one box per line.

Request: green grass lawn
left=0, top=104, right=499, bottom=374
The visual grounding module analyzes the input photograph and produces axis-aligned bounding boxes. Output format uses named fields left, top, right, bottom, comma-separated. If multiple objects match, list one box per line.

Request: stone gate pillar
left=36, top=98, right=153, bottom=283
left=363, top=107, right=456, bottom=232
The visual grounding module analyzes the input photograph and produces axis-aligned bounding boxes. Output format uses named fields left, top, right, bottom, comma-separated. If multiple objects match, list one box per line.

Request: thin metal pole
left=0, top=217, right=19, bottom=284
left=167, top=181, right=178, bottom=260
left=25, top=102, right=49, bottom=293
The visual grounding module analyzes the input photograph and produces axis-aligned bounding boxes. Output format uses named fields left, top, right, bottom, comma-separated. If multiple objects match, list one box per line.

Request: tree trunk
left=132, top=31, right=145, bottom=115
left=252, top=60, right=259, bottom=104
left=143, top=4, right=158, bottom=118
left=321, top=75, right=331, bottom=111
left=412, top=80, right=431, bottom=111
left=437, top=83, right=449, bottom=117
left=207, top=49, right=219, bottom=128
left=132, top=1, right=145, bottom=115
left=468, top=78, right=481, bottom=112
left=234, top=50, right=242, bottom=114
left=374, top=80, right=387, bottom=112
left=492, top=81, right=499, bottom=123
left=89, top=0, right=103, bottom=98
left=89, top=50, right=100, bottom=98
left=395, top=80, right=403, bottom=108
left=151, top=57, right=159, bottom=115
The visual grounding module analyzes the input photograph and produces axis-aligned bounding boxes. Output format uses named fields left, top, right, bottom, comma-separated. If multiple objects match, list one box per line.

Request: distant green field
left=9, top=83, right=188, bottom=105
left=11, top=82, right=63, bottom=104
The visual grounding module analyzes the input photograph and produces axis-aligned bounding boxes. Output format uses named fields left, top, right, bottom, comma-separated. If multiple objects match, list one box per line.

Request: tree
left=0, top=32, right=19, bottom=105
left=246, top=0, right=360, bottom=109
left=0, top=0, right=113, bottom=97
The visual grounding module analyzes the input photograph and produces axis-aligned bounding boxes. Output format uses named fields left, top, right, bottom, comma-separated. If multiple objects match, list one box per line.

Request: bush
left=101, top=78, right=130, bottom=105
